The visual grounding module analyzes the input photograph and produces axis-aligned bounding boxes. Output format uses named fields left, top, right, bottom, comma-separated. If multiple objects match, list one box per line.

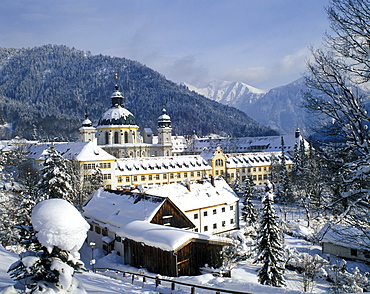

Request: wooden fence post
left=171, top=282, right=175, bottom=290
left=191, top=286, right=195, bottom=294
left=131, top=274, right=135, bottom=284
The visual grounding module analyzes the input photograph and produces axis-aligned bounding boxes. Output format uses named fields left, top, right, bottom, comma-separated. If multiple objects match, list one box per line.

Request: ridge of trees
left=0, top=45, right=277, bottom=141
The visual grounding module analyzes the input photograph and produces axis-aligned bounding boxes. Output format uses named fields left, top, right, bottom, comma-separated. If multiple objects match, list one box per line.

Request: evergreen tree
left=256, top=181, right=286, bottom=287
left=241, top=176, right=257, bottom=226
left=278, top=136, right=294, bottom=204
left=36, top=145, right=74, bottom=203
left=89, top=166, right=104, bottom=192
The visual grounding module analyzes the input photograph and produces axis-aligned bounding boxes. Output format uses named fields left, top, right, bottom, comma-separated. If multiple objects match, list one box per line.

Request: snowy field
left=0, top=200, right=369, bottom=293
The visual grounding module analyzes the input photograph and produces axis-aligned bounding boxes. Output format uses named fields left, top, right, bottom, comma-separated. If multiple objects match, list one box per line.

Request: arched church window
left=124, top=132, right=128, bottom=143
left=114, top=132, right=119, bottom=144
left=105, top=132, right=109, bottom=145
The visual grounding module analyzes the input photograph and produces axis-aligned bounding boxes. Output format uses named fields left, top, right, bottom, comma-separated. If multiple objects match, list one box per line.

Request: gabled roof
left=116, top=155, right=211, bottom=176
left=319, top=224, right=370, bottom=250
left=145, top=177, right=239, bottom=212
left=27, top=141, right=116, bottom=162
left=83, top=188, right=166, bottom=228
left=225, top=151, right=293, bottom=168
left=118, top=220, right=228, bottom=252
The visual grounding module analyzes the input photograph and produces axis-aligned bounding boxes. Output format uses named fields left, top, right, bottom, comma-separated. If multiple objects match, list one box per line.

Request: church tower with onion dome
left=96, top=74, right=140, bottom=146
left=79, top=108, right=96, bottom=142
left=157, top=108, right=172, bottom=156
left=79, top=74, right=173, bottom=158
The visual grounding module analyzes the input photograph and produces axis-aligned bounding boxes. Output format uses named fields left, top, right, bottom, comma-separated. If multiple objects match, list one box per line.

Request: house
left=147, top=177, right=240, bottom=234
left=319, top=224, right=370, bottom=263
left=27, top=141, right=116, bottom=189
left=83, top=178, right=236, bottom=276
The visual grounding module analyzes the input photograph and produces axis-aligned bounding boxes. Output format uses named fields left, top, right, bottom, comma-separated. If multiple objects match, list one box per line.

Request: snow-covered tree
left=89, top=167, right=104, bottom=192
left=7, top=198, right=89, bottom=294
left=241, top=176, right=257, bottom=226
left=36, top=145, right=74, bottom=203
left=277, top=137, right=294, bottom=204
left=255, top=181, right=286, bottom=287
left=304, top=0, right=370, bottom=238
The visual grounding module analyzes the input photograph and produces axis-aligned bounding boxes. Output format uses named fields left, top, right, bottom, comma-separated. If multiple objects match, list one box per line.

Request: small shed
left=119, top=220, right=229, bottom=276
left=319, top=224, right=370, bottom=263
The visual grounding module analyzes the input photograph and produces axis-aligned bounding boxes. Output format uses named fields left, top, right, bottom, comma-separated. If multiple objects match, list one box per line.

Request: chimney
left=186, top=180, right=191, bottom=192
left=211, top=175, right=215, bottom=187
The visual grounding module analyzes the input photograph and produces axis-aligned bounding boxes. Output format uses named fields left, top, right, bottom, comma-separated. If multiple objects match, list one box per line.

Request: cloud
left=219, top=47, right=312, bottom=89
left=165, top=55, right=209, bottom=87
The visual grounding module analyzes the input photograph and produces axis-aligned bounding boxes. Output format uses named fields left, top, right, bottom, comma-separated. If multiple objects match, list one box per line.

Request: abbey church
left=79, top=78, right=173, bottom=159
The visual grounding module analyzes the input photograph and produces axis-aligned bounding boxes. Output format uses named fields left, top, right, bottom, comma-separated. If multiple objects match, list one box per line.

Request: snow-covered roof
left=83, top=188, right=166, bottom=229
left=189, top=134, right=307, bottom=154
left=117, top=220, right=224, bottom=251
left=27, top=141, right=116, bottom=162
left=145, top=177, right=239, bottom=212
left=115, top=155, right=211, bottom=176
left=98, top=105, right=137, bottom=126
left=319, top=224, right=370, bottom=251
left=225, top=151, right=293, bottom=168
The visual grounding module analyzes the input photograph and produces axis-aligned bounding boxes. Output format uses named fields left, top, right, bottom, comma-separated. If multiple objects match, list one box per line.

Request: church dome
left=98, top=106, right=137, bottom=126
left=158, top=108, right=171, bottom=128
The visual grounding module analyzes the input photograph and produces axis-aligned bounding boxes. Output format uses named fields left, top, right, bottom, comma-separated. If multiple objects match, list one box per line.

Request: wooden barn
left=83, top=186, right=232, bottom=276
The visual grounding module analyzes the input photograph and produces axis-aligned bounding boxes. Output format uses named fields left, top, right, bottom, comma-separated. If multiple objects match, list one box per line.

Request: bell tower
left=79, top=108, right=96, bottom=142
left=157, top=108, right=172, bottom=156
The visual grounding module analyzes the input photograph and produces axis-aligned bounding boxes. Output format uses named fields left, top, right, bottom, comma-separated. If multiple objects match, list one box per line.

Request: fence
left=94, top=267, right=252, bottom=294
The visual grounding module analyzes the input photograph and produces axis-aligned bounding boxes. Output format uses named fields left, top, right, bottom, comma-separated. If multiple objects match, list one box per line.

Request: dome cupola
left=158, top=108, right=171, bottom=128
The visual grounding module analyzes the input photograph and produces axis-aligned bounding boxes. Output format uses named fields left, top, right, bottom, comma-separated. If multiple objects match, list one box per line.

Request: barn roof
left=118, top=220, right=229, bottom=252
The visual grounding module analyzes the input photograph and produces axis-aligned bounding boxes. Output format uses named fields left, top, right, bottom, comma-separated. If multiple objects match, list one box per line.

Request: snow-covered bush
left=5, top=199, right=90, bottom=294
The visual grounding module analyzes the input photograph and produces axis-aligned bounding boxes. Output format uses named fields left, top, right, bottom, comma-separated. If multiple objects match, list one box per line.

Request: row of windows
left=193, top=205, right=234, bottom=219
left=84, top=173, right=111, bottom=181
left=118, top=171, right=203, bottom=183
left=194, top=219, right=235, bottom=232
left=84, top=162, right=111, bottom=170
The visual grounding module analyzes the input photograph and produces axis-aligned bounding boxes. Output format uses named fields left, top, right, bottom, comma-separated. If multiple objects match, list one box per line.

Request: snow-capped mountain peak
left=184, top=80, right=267, bottom=107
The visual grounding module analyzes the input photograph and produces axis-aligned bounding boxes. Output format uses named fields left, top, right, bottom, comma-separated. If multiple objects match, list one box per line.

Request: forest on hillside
left=0, top=45, right=277, bottom=141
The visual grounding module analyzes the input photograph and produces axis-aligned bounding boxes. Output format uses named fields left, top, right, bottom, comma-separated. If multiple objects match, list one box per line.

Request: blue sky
left=0, top=0, right=330, bottom=89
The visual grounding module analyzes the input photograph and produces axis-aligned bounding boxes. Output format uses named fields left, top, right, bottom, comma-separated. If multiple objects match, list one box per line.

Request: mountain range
left=0, top=45, right=277, bottom=141
left=185, top=78, right=309, bottom=136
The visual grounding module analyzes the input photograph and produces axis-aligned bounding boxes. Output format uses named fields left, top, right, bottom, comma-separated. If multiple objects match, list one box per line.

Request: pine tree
left=256, top=181, right=286, bottom=287
left=89, top=166, right=104, bottom=192
left=36, top=145, right=74, bottom=203
left=241, top=176, right=257, bottom=226
left=279, top=136, right=294, bottom=204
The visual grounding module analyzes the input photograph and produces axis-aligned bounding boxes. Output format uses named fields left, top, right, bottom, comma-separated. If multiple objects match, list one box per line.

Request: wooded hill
left=0, top=45, right=277, bottom=141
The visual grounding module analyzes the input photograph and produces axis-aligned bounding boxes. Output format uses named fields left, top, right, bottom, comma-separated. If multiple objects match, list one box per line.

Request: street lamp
left=89, top=242, right=96, bottom=272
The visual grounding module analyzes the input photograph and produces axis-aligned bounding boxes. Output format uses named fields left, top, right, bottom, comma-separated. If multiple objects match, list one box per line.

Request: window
left=163, top=174, right=167, bottom=179
left=118, top=177, right=122, bottom=183
left=204, top=226, right=208, bottom=232
left=149, top=175, right=152, bottom=180
left=114, top=132, right=119, bottom=144
left=204, top=211, right=208, bottom=217
left=230, top=219, right=234, bottom=224
left=216, top=170, right=219, bottom=175
left=194, top=228, right=198, bottom=232
left=100, top=163, right=111, bottom=169
left=213, top=209, right=217, bottom=215
left=213, top=223, right=217, bottom=229
left=253, top=168, right=256, bottom=172
left=133, top=176, right=137, bottom=181
left=191, top=172, right=194, bottom=177
left=350, top=248, right=358, bottom=256
left=95, top=226, right=101, bottom=234
left=141, top=176, right=145, bottom=181
left=124, top=132, right=128, bottom=143
left=115, top=235, right=122, bottom=242
left=170, top=173, right=174, bottom=179
left=103, top=174, right=111, bottom=180
left=156, top=174, right=160, bottom=180
left=222, top=207, right=226, bottom=213
left=197, top=172, right=201, bottom=177
left=163, top=215, right=173, bottom=226
left=247, top=168, right=251, bottom=173
left=184, top=172, right=187, bottom=177
left=215, top=159, right=223, bottom=166
left=230, top=205, right=234, bottom=211
left=253, top=175, right=257, bottom=180
left=258, top=167, right=261, bottom=172
left=89, top=224, right=93, bottom=231
left=102, top=227, right=108, bottom=236
left=126, top=176, right=130, bottom=182
left=258, top=175, right=262, bottom=181
left=194, top=213, right=199, bottom=219
left=177, top=173, right=181, bottom=178
left=84, top=163, right=96, bottom=170
left=105, top=132, right=109, bottom=144
left=222, top=221, right=226, bottom=227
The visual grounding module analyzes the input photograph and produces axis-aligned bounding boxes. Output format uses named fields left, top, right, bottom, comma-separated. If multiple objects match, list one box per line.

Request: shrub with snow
left=3, top=199, right=90, bottom=294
